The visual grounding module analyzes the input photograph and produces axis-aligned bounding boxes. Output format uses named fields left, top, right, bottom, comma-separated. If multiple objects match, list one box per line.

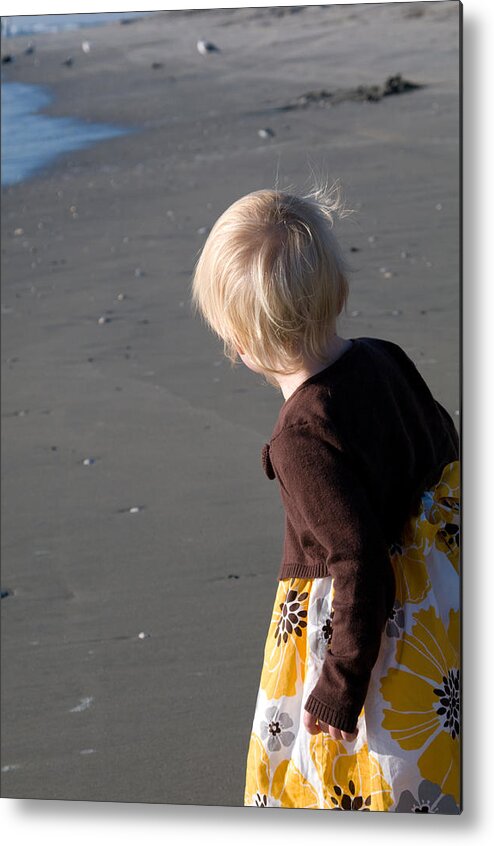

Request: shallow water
left=1, top=12, right=149, bottom=38
left=1, top=81, right=134, bottom=186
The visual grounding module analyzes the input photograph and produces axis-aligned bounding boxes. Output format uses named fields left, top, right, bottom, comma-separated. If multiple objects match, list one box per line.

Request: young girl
left=191, top=186, right=460, bottom=814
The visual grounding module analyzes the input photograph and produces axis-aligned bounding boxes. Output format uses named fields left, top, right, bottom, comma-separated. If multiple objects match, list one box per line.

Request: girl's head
left=191, top=183, right=350, bottom=383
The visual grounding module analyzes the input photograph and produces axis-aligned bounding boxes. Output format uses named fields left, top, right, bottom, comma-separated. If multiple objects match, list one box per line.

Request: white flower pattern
left=260, top=706, right=296, bottom=752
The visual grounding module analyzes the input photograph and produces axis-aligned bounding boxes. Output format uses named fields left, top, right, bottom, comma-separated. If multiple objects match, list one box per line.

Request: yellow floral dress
left=244, top=461, right=460, bottom=813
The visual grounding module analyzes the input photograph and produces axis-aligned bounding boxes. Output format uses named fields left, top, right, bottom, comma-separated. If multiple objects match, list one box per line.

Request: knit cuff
left=304, top=694, right=359, bottom=734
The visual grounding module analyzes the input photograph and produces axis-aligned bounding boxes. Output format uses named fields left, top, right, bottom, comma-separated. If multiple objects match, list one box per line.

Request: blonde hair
left=191, top=182, right=351, bottom=378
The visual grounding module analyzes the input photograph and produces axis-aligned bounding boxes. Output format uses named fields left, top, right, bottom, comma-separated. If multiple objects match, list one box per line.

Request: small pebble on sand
left=391, top=309, right=402, bottom=316
left=116, top=293, right=126, bottom=301
left=98, top=316, right=110, bottom=324
left=368, top=235, right=376, bottom=244
left=129, top=506, right=142, bottom=513
left=81, top=41, right=91, bottom=53
left=70, top=697, right=94, bottom=713
left=138, top=631, right=151, bottom=639
left=197, top=226, right=210, bottom=235
left=350, top=310, right=360, bottom=317
left=134, top=267, right=145, bottom=278
left=435, top=203, right=443, bottom=211
left=14, top=228, right=24, bottom=236
left=258, top=128, right=275, bottom=139
left=197, top=39, right=220, bottom=55
left=400, top=250, right=409, bottom=259
left=82, top=458, right=96, bottom=466
left=384, top=271, right=393, bottom=279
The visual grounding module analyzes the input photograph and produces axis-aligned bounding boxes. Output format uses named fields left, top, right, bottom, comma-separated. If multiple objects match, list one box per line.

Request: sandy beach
left=1, top=2, right=460, bottom=806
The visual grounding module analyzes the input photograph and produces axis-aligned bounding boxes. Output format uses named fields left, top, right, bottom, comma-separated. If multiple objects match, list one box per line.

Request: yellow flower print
left=244, top=733, right=319, bottom=808
left=310, top=735, right=393, bottom=811
left=259, top=579, right=310, bottom=700
left=380, top=607, right=460, bottom=803
left=390, top=533, right=431, bottom=607
left=428, top=461, right=460, bottom=575
left=273, top=758, right=320, bottom=809
left=392, top=497, right=437, bottom=606
left=391, top=460, right=460, bottom=603
left=245, top=733, right=271, bottom=807
left=434, top=521, right=460, bottom=574
left=433, top=461, right=460, bottom=506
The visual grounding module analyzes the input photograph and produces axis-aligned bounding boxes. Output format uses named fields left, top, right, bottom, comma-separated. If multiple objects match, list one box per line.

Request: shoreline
left=1, top=79, right=136, bottom=187
left=1, top=10, right=151, bottom=38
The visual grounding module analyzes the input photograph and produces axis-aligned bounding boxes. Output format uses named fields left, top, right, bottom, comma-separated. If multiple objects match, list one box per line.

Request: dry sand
left=1, top=2, right=460, bottom=805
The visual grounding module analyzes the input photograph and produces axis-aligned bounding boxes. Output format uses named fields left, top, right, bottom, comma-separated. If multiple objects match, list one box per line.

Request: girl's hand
left=303, top=709, right=358, bottom=742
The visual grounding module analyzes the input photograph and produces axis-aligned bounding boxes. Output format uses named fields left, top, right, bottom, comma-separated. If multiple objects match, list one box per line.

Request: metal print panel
left=1, top=1, right=461, bottom=812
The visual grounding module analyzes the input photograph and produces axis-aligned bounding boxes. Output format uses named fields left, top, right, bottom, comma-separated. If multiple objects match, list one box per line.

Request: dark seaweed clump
left=284, top=74, right=424, bottom=110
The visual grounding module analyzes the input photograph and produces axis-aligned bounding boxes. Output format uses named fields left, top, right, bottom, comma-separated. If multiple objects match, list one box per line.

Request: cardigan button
left=261, top=443, right=276, bottom=480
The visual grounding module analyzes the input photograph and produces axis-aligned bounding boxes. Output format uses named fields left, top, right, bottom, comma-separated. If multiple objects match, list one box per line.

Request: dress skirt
left=244, top=460, right=460, bottom=813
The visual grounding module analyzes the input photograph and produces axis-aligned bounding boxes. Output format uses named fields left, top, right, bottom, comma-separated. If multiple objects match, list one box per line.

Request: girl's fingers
left=303, top=712, right=321, bottom=735
left=319, top=721, right=340, bottom=739
left=315, top=721, right=359, bottom=742
left=303, top=711, right=358, bottom=742
left=307, top=722, right=321, bottom=735
left=341, top=729, right=359, bottom=742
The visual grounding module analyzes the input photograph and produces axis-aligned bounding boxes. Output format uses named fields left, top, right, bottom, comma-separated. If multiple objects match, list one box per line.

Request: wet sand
left=1, top=3, right=460, bottom=805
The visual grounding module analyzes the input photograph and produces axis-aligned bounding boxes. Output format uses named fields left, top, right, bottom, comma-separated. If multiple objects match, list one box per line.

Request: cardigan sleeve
left=271, top=422, right=395, bottom=733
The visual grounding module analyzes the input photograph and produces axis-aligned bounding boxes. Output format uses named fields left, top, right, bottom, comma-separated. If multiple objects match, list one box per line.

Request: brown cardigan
left=261, top=336, right=459, bottom=732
